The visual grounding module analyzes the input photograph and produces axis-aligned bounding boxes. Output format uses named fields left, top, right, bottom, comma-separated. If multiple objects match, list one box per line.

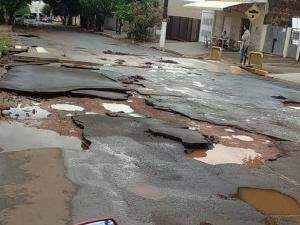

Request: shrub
left=0, top=33, right=12, bottom=56
left=126, top=0, right=162, bottom=41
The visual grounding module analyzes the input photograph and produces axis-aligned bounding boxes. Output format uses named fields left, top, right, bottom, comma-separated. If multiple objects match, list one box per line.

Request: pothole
left=237, top=188, right=300, bottom=216
left=0, top=121, right=82, bottom=152
left=188, top=144, right=264, bottom=166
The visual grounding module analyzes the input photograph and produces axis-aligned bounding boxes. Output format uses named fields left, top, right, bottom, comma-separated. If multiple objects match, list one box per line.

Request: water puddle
left=2, top=104, right=50, bottom=120
left=0, top=121, right=81, bottom=152
left=85, top=112, right=98, bottom=115
left=232, top=135, right=254, bottom=142
left=237, top=188, right=300, bottom=216
left=190, top=144, right=263, bottom=165
left=51, top=104, right=84, bottom=111
left=36, top=47, right=48, bottom=54
left=221, top=136, right=232, bottom=140
left=102, top=103, right=134, bottom=113
left=225, top=128, right=235, bottom=133
left=128, top=113, right=144, bottom=118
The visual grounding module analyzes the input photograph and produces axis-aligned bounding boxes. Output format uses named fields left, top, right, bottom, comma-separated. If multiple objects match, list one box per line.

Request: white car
left=22, top=14, right=38, bottom=27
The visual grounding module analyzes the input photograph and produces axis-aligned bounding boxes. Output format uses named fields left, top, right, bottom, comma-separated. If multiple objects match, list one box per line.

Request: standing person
left=240, top=25, right=251, bottom=65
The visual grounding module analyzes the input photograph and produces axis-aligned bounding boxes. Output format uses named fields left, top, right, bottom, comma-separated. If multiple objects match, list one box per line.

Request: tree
left=79, top=0, right=116, bottom=31
left=42, top=4, right=52, bottom=16
left=43, top=0, right=80, bottom=25
left=125, top=0, right=162, bottom=41
left=0, top=0, right=31, bottom=24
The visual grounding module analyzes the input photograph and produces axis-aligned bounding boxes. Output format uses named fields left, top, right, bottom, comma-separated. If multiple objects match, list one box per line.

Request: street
left=0, top=29, right=300, bottom=225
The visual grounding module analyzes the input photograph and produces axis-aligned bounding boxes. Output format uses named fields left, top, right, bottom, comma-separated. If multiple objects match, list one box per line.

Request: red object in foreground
left=73, top=217, right=119, bottom=225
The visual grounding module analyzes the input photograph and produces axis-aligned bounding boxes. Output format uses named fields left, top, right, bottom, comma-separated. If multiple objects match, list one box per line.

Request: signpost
left=245, top=4, right=261, bottom=22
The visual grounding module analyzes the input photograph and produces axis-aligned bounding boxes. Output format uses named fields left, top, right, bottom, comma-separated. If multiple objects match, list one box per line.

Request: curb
left=240, top=66, right=269, bottom=76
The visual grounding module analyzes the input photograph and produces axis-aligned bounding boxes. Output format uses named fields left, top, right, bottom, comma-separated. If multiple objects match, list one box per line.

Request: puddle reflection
left=0, top=121, right=81, bottom=152
left=238, top=187, right=300, bottom=216
left=189, top=144, right=263, bottom=165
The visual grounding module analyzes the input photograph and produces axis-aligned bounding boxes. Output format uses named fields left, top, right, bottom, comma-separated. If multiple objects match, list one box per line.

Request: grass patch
left=0, top=32, right=12, bottom=57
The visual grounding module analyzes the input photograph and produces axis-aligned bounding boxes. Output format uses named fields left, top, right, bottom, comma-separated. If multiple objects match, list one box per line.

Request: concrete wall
left=263, top=26, right=287, bottom=55
left=168, top=0, right=201, bottom=19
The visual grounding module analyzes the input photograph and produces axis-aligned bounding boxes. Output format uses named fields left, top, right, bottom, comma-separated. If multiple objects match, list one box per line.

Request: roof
left=183, top=0, right=267, bottom=11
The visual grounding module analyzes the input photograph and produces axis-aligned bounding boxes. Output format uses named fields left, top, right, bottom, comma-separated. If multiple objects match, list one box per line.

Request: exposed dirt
left=0, top=90, right=281, bottom=164
left=129, top=96, right=280, bottom=162
left=0, top=148, right=76, bottom=225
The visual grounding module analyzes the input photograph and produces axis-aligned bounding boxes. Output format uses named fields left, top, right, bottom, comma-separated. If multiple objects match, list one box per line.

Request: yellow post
left=249, top=52, right=263, bottom=69
left=210, top=46, right=222, bottom=60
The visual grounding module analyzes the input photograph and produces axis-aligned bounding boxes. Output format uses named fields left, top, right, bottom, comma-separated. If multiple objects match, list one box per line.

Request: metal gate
left=166, top=16, right=201, bottom=42
left=263, top=25, right=287, bottom=55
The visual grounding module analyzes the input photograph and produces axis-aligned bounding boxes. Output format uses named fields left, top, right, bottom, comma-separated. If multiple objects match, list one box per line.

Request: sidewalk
left=95, top=29, right=128, bottom=40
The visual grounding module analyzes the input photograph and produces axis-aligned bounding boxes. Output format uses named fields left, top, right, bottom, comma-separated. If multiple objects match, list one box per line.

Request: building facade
left=166, top=0, right=300, bottom=59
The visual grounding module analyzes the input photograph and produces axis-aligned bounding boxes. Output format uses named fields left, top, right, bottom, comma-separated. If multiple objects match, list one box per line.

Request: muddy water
left=238, top=188, right=300, bottom=216
left=0, top=121, right=81, bottom=152
left=0, top=148, right=75, bottom=225
left=190, top=144, right=263, bottom=165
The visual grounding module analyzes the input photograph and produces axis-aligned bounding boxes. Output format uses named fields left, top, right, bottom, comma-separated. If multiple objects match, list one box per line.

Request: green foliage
left=42, top=4, right=52, bottom=16
left=44, top=0, right=80, bottom=24
left=115, top=0, right=133, bottom=20
left=79, top=0, right=116, bottom=30
left=0, top=0, right=32, bottom=24
left=126, top=0, right=162, bottom=41
left=15, top=5, right=30, bottom=16
left=0, top=32, right=12, bottom=56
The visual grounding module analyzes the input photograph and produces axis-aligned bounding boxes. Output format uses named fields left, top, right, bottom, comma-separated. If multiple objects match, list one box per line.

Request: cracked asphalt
left=0, top=29, right=299, bottom=225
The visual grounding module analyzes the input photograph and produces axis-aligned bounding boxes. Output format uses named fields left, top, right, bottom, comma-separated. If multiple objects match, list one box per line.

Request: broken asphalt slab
left=71, top=90, right=129, bottom=100
left=67, top=115, right=300, bottom=225
left=148, top=123, right=213, bottom=149
left=72, top=114, right=212, bottom=150
left=102, top=64, right=300, bottom=142
left=0, top=65, right=128, bottom=98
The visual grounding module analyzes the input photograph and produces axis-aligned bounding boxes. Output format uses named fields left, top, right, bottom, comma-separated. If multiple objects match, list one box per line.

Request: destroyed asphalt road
left=67, top=114, right=299, bottom=225
left=102, top=64, right=300, bottom=142
left=0, top=64, right=128, bottom=100
left=0, top=30, right=299, bottom=225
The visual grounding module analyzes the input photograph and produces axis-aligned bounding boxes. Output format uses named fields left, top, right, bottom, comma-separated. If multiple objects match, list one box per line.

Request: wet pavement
left=0, top=29, right=299, bottom=225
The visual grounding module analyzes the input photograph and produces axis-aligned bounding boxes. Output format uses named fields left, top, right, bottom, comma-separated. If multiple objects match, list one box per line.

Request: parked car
left=41, top=16, right=53, bottom=23
left=23, top=14, right=38, bottom=27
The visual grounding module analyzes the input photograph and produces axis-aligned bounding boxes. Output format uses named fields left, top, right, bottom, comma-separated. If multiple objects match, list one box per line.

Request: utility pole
left=159, top=0, right=169, bottom=50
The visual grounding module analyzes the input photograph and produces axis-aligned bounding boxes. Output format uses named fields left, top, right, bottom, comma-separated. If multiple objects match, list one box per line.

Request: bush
left=126, top=0, right=162, bottom=41
left=0, top=33, right=12, bottom=56
left=14, top=5, right=31, bottom=16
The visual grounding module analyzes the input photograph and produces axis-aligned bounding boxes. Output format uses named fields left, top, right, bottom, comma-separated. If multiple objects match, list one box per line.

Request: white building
left=29, top=0, right=45, bottom=20
left=184, top=0, right=269, bottom=50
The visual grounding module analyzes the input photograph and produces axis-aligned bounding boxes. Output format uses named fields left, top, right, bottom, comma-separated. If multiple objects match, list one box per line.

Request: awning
left=184, top=0, right=267, bottom=11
